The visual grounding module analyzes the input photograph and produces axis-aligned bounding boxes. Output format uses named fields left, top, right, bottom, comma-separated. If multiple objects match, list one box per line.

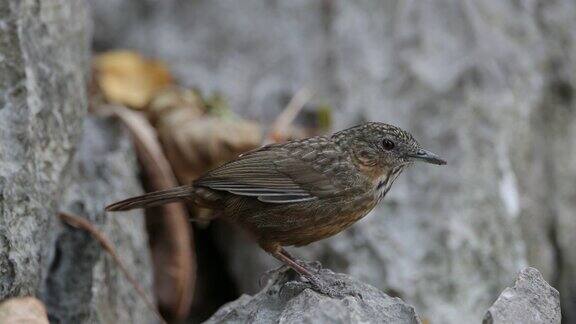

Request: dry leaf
left=94, top=51, right=173, bottom=109
left=160, top=116, right=262, bottom=183
left=0, top=297, right=49, bottom=324
left=148, top=87, right=205, bottom=127
left=101, top=105, right=196, bottom=321
left=149, top=88, right=263, bottom=183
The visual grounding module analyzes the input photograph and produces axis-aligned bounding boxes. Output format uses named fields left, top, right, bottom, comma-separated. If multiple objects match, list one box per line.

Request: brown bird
left=106, top=122, right=446, bottom=295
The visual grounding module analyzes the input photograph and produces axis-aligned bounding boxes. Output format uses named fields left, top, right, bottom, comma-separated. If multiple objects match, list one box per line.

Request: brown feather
left=105, top=186, right=195, bottom=211
left=194, top=137, right=360, bottom=204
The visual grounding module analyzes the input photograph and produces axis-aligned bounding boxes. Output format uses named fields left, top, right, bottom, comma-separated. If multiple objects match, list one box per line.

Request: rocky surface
left=41, top=117, right=155, bottom=323
left=0, top=0, right=90, bottom=300
left=89, top=1, right=576, bottom=322
left=204, top=265, right=420, bottom=324
left=483, top=267, right=561, bottom=324
left=0, top=1, right=157, bottom=322
left=205, top=265, right=562, bottom=324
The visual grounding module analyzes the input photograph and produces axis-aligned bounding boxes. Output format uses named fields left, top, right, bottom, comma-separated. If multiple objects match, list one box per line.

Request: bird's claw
left=298, top=260, right=322, bottom=272
left=302, top=274, right=360, bottom=299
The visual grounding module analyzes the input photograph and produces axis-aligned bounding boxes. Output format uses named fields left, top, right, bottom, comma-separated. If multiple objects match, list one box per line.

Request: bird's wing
left=195, top=138, right=356, bottom=204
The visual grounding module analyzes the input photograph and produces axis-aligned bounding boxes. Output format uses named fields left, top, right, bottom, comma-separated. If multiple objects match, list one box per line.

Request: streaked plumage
left=106, top=122, right=446, bottom=294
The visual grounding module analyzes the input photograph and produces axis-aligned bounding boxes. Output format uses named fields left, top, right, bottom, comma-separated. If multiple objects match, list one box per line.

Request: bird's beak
left=409, top=149, right=447, bottom=165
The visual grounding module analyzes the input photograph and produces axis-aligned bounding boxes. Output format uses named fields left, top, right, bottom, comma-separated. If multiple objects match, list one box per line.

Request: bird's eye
left=382, top=139, right=395, bottom=150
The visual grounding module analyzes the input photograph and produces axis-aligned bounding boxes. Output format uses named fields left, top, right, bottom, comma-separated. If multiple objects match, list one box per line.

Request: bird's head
left=333, top=122, right=446, bottom=175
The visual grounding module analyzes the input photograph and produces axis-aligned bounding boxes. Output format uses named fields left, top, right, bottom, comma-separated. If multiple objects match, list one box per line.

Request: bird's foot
left=305, top=274, right=345, bottom=298
left=295, top=259, right=322, bottom=272
left=301, top=273, right=362, bottom=299
left=268, top=248, right=361, bottom=299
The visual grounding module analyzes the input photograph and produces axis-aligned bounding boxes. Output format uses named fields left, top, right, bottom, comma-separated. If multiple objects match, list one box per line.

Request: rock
left=41, top=117, right=156, bottom=323
left=204, top=265, right=421, bottom=324
left=0, top=0, right=90, bottom=300
left=89, top=1, right=576, bottom=322
left=0, top=297, right=49, bottom=324
left=483, top=267, right=561, bottom=324
left=0, top=1, right=157, bottom=322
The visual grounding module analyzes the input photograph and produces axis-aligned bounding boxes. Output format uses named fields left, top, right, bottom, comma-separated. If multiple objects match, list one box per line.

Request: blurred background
left=0, top=1, right=575, bottom=323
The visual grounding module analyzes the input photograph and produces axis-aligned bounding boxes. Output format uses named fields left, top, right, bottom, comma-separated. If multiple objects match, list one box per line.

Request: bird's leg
left=258, top=246, right=314, bottom=287
left=279, top=248, right=322, bottom=272
left=272, top=248, right=316, bottom=278
left=267, top=246, right=345, bottom=298
left=260, top=241, right=345, bottom=297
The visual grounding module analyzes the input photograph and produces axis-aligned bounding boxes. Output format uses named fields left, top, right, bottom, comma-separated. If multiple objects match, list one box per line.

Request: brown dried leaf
left=148, top=87, right=205, bottom=125
left=0, top=297, right=49, bottom=324
left=150, top=88, right=262, bottom=183
left=101, top=105, right=196, bottom=321
left=160, top=116, right=262, bottom=183
left=94, top=51, right=173, bottom=109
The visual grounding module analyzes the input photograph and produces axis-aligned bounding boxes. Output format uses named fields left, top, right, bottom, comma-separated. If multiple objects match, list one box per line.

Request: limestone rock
left=0, top=0, right=90, bottom=300
left=89, top=1, right=576, bottom=322
left=204, top=265, right=420, bottom=324
left=483, top=267, right=561, bottom=324
left=41, top=117, right=156, bottom=323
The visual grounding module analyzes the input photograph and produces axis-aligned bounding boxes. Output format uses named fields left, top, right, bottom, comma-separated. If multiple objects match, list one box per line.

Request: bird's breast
left=374, top=166, right=404, bottom=202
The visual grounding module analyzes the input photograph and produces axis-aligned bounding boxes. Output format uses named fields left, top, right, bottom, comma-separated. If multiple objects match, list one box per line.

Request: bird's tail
left=105, top=185, right=195, bottom=211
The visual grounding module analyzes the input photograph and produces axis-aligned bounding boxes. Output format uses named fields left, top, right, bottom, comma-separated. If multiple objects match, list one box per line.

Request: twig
left=58, top=212, right=166, bottom=324
left=266, top=87, right=314, bottom=143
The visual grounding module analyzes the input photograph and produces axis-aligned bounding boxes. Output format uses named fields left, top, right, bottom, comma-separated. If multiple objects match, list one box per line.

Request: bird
left=106, top=122, right=446, bottom=296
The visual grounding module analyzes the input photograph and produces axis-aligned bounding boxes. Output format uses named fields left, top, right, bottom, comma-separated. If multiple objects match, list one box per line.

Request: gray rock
left=0, top=0, right=90, bottom=299
left=41, top=117, right=156, bottom=323
left=483, top=267, right=561, bottom=324
left=89, top=1, right=576, bottom=322
left=0, top=1, right=158, bottom=322
left=204, top=265, right=421, bottom=324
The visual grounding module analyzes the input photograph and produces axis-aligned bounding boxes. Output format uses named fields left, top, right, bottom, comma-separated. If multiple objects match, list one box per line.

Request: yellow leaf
left=94, top=51, right=173, bottom=109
